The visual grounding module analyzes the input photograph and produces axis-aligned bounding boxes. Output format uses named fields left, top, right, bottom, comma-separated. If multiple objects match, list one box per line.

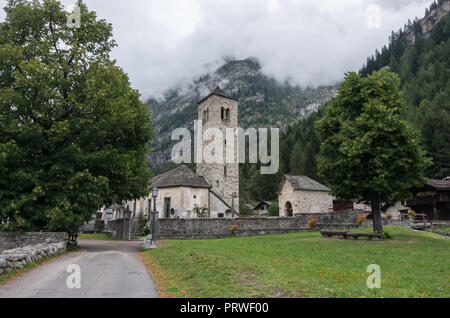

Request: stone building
left=278, top=175, right=333, bottom=216
left=115, top=86, right=240, bottom=220
left=385, top=201, right=409, bottom=220
left=147, top=165, right=235, bottom=219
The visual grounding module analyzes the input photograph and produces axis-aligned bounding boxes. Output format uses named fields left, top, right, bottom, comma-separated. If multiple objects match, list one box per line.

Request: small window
left=193, top=195, right=197, bottom=199
left=218, top=213, right=224, bottom=218
left=221, top=107, right=225, bottom=120
left=226, top=109, right=230, bottom=121
left=224, top=167, right=227, bottom=177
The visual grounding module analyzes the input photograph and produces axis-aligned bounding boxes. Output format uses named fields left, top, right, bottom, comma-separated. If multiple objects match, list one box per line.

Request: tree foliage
left=0, top=0, right=153, bottom=233
left=316, top=71, right=431, bottom=233
left=361, top=1, right=450, bottom=178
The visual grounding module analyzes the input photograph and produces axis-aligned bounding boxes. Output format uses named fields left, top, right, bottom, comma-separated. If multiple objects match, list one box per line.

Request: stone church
left=146, top=86, right=240, bottom=219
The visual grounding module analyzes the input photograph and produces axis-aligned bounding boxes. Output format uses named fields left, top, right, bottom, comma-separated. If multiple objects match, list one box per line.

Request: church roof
left=150, top=165, right=211, bottom=189
left=197, top=86, right=239, bottom=104
left=280, top=175, right=331, bottom=192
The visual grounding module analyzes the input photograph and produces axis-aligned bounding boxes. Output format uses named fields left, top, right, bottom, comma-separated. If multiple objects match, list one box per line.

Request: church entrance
left=164, top=198, right=171, bottom=219
left=285, top=201, right=293, bottom=217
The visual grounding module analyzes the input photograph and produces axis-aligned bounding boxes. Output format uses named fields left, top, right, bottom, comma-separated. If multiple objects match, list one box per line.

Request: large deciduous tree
left=0, top=0, right=153, bottom=233
left=316, top=71, right=430, bottom=234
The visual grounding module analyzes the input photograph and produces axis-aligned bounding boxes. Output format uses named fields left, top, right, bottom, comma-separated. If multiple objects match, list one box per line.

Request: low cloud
left=0, top=0, right=434, bottom=99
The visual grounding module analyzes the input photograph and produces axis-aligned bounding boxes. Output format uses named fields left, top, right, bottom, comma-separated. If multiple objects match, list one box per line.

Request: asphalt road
left=0, top=240, right=158, bottom=298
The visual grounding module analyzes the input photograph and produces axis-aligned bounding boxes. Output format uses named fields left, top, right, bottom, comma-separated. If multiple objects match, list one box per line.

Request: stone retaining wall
left=0, top=241, right=66, bottom=276
left=156, top=210, right=362, bottom=239
left=0, top=232, right=66, bottom=251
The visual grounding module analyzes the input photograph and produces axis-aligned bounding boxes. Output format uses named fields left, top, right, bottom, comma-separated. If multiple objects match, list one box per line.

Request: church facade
left=145, top=86, right=240, bottom=219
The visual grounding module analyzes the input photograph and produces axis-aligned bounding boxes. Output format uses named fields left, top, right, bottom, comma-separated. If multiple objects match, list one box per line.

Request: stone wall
left=0, top=232, right=67, bottom=276
left=0, top=232, right=66, bottom=251
left=156, top=210, right=361, bottom=239
left=430, top=220, right=450, bottom=228
left=0, top=241, right=66, bottom=275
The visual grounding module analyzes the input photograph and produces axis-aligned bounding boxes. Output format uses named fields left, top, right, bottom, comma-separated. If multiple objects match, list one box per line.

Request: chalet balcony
left=406, top=193, right=450, bottom=207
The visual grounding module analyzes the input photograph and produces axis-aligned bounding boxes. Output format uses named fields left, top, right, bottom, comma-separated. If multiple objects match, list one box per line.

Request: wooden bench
left=320, top=231, right=382, bottom=241
left=320, top=231, right=348, bottom=239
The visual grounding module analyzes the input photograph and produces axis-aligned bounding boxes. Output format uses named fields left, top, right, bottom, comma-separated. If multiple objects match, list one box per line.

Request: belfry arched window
left=203, top=108, right=209, bottom=124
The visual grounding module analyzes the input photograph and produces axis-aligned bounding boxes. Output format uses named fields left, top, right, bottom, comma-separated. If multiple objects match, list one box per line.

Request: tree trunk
left=371, top=202, right=383, bottom=234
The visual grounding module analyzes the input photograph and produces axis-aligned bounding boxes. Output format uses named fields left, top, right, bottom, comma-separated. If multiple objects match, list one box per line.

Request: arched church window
left=226, top=109, right=230, bottom=121
left=224, top=166, right=227, bottom=177
left=221, top=107, right=225, bottom=120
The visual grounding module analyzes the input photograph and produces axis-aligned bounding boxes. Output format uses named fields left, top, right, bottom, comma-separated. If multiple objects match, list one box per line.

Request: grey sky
left=0, top=0, right=435, bottom=100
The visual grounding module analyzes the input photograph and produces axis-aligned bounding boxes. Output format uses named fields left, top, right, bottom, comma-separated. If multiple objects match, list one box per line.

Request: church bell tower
left=196, top=86, right=239, bottom=214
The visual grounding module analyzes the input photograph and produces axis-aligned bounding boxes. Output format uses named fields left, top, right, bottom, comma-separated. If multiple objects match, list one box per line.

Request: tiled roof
left=283, top=175, right=331, bottom=192
left=150, top=166, right=211, bottom=189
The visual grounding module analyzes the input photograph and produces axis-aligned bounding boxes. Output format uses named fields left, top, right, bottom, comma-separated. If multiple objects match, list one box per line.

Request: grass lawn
left=435, top=227, right=450, bottom=233
left=140, top=227, right=449, bottom=298
left=78, top=233, right=123, bottom=241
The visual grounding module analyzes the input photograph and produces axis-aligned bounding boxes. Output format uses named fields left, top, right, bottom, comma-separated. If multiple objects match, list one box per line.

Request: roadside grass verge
left=140, top=227, right=449, bottom=298
left=78, top=233, right=123, bottom=241
left=0, top=246, right=80, bottom=285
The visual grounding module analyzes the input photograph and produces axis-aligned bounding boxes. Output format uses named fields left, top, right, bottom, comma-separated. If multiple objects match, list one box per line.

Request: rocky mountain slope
left=405, top=0, right=450, bottom=42
left=147, top=58, right=338, bottom=169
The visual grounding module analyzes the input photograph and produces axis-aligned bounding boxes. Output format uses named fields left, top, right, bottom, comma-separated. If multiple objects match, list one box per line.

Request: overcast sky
left=0, top=0, right=435, bottom=100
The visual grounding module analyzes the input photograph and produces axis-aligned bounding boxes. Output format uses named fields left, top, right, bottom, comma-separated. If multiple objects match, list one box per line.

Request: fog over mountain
left=0, top=0, right=434, bottom=99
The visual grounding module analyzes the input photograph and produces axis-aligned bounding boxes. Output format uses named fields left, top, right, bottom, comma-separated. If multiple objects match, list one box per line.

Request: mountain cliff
left=147, top=58, right=338, bottom=170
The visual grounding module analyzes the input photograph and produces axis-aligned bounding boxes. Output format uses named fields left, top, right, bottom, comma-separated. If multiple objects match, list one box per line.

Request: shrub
left=356, top=214, right=366, bottom=225
left=268, top=202, right=279, bottom=217
left=139, top=218, right=148, bottom=236
left=308, top=218, right=318, bottom=229
left=408, top=210, right=417, bottom=220
left=193, top=205, right=209, bottom=218
left=385, top=213, right=393, bottom=220
left=239, top=205, right=253, bottom=216
left=383, top=229, right=393, bottom=239
left=229, top=225, right=238, bottom=236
